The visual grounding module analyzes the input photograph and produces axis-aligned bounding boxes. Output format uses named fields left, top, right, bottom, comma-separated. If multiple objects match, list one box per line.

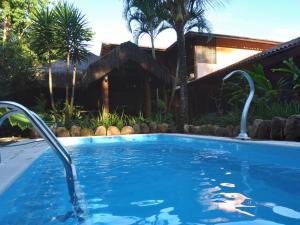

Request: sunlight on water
left=1, top=135, right=300, bottom=224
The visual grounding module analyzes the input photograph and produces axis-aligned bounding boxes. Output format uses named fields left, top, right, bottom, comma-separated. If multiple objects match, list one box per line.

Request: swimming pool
left=0, top=134, right=300, bottom=225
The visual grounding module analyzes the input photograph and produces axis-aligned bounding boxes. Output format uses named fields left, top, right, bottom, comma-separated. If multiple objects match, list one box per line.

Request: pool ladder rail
left=223, top=70, right=255, bottom=140
left=0, top=101, right=84, bottom=221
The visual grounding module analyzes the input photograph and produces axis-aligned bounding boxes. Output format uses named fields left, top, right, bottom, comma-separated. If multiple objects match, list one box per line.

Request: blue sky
left=68, top=0, right=300, bottom=55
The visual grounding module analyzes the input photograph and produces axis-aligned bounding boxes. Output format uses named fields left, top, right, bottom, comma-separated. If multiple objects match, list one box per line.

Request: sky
left=68, top=0, right=300, bottom=55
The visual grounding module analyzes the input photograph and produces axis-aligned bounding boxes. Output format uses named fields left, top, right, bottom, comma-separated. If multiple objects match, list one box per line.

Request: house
left=6, top=31, right=291, bottom=118
left=187, top=36, right=300, bottom=117
left=83, top=32, right=279, bottom=116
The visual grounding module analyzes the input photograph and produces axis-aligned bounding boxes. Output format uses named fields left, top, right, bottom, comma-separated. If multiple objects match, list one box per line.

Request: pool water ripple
left=0, top=136, right=300, bottom=224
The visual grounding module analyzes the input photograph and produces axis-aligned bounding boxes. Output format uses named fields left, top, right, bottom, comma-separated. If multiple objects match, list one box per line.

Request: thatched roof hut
left=40, top=52, right=99, bottom=88
left=83, top=41, right=174, bottom=87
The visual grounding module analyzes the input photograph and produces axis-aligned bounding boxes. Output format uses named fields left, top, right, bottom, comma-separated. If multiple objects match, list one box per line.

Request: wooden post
left=102, top=75, right=109, bottom=118
left=143, top=76, right=151, bottom=117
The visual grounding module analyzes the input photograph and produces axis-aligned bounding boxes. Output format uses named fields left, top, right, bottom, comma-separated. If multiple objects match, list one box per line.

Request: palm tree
left=161, top=0, right=224, bottom=129
left=54, top=1, right=93, bottom=123
left=31, top=7, right=57, bottom=110
left=124, top=0, right=169, bottom=59
left=53, top=1, right=75, bottom=124
left=69, top=25, right=93, bottom=112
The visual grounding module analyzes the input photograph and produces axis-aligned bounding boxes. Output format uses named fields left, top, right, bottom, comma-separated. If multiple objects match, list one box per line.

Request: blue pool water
left=1, top=134, right=300, bottom=225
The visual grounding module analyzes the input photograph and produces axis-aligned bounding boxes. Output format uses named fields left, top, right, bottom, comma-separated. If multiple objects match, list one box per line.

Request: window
left=195, top=45, right=216, bottom=64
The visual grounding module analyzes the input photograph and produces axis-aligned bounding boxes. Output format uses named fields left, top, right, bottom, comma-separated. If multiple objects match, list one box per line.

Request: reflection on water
left=200, top=185, right=255, bottom=217
left=2, top=138, right=300, bottom=225
left=86, top=207, right=182, bottom=225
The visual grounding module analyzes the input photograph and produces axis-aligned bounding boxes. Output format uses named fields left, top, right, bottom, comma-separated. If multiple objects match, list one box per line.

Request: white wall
left=195, top=47, right=260, bottom=79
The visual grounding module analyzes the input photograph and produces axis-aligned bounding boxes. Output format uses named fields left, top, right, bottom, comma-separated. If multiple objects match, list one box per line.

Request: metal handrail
left=223, top=70, right=255, bottom=140
left=0, top=101, right=83, bottom=220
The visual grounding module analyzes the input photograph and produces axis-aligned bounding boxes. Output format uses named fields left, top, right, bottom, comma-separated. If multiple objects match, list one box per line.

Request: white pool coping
left=0, top=133, right=300, bottom=194
left=0, top=139, right=47, bottom=193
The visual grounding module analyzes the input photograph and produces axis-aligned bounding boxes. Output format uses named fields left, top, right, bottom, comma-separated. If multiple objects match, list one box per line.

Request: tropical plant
left=0, top=43, right=38, bottom=99
left=223, top=64, right=279, bottom=110
left=161, top=0, right=225, bottom=129
left=0, top=108, right=31, bottom=130
left=69, top=19, right=93, bottom=112
left=272, top=57, right=300, bottom=100
left=0, top=0, right=49, bottom=45
left=124, top=0, right=169, bottom=59
left=30, top=6, right=57, bottom=110
left=54, top=1, right=93, bottom=124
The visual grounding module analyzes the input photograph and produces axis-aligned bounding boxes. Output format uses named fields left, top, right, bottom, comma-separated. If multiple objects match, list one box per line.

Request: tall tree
left=54, top=1, right=74, bottom=120
left=161, top=0, right=224, bottom=129
left=124, top=0, right=169, bottom=59
left=69, top=19, right=93, bottom=112
left=31, top=6, right=57, bottom=110
left=0, top=0, right=49, bottom=45
left=54, top=1, right=93, bottom=123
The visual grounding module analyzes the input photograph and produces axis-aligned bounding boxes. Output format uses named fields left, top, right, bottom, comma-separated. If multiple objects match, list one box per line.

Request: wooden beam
left=102, top=75, right=109, bottom=117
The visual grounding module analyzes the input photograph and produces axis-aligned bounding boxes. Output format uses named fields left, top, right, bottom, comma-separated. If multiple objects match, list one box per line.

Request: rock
left=80, top=128, right=94, bottom=137
left=107, top=126, right=120, bottom=136
left=29, top=129, right=40, bottom=139
left=140, top=123, right=150, bottom=134
left=149, top=122, right=157, bottom=133
left=271, top=117, right=286, bottom=140
left=121, top=126, right=134, bottom=135
left=201, top=125, right=217, bottom=136
left=133, top=124, right=141, bottom=134
left=233, top=125, right=240, bottom=137
left=50, top=127, right=57, bottom=135
left=190, top=125, right=199, bottom=134
left=158, top=123, right=168, bottom=133
left=183, top=124, right=191, bottom=133
left=256, top=120, right=271, bottom=139
left=56, top=127, right=70, bottom=137
left=215, top=127, right=231, bottom=137
left=70, top=125, right=81, bottom=137
left=285, top=115, right=300, bottom=141
left=225, top=125, right=235, bottom=137
left=168, top=126, right=177, bottom=133
left=95, top=126, right=106, bottom=136
left=250, top=119, right=263, bottom=138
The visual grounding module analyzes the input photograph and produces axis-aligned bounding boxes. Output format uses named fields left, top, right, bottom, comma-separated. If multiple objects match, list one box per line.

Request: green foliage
left=272, top=57, right=300, bottom=92
left=254, top=101, right=300, bottom=119
left=30, top=5, right=57, bottom=63
left=0, top=44, right=38, bottom=98
left=223, top=64, right=279, bottom=109
left=124, top=0, right=170, bottom=54
left=95, top=109, right=142, bottom=129
left=0, top=107, right=31, bottom=130
left=53, top=1, right=93, bottom=62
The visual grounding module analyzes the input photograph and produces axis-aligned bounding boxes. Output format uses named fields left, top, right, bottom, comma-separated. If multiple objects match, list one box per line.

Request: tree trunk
left=102, top=75, right=109, bottom=118
left=65, top=51, right=71, bottom=126
left=2, top=17, right=10, bottom=45
left=65, top=51, right=70, bottom=106
left=176, top=27, right=189, bottom=130
left=150, top=34, right=156, bottom=60
left=150, top=34, right=160, bottom=109
left=48, top=59, right=55, bottom=110
left=70, top=62, right=77, bottom=113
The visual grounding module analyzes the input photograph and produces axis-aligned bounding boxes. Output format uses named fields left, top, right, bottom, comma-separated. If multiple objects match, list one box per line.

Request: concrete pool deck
left=0, top=139, right=47, bottom=193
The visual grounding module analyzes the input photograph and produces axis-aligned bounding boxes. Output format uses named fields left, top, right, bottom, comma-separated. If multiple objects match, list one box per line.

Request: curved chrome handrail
left=0, top=101, right=83, bottom=220
left=223, top=70, right=255, bottom=140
